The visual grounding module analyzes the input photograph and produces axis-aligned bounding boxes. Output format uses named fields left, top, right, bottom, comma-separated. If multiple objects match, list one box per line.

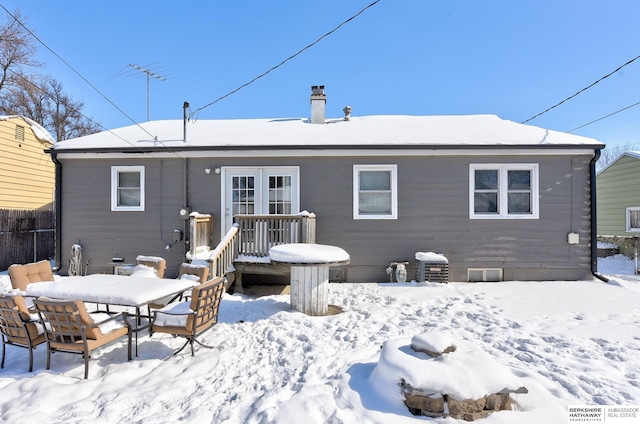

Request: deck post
left=301, top=214, right=316, bottom=244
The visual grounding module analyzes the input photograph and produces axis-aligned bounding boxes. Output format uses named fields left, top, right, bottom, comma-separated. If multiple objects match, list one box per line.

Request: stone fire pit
left=370, top=332, right=527, bottom=421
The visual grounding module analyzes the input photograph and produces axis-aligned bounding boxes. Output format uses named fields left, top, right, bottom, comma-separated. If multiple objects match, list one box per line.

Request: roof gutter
left=49, top=149, right=63, bottom=273
left=590, top=148, right=608, bottom=282
left=50, top=142, right=606, bottom=155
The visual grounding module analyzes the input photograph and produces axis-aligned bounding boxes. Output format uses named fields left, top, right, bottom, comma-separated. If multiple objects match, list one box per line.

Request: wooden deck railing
left=206, top=213, right=317, bottom=279
left=234, top=213, right=316, bottom=257
left=207, top=223, right=239, bottom=280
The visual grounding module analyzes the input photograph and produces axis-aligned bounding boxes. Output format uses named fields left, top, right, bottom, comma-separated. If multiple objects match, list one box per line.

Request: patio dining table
left=25, top=274, right=199, bottom=355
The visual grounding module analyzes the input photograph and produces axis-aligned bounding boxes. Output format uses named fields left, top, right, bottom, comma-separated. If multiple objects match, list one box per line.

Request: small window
left=353, top=164, right=397, bottom=219
left=470, top=164, right=539, bottom=219
left=626, top=207, right=640, bottom=232
left=15, top=125, right=25, bottom=142
left=111, top=166, right=145, bottom=211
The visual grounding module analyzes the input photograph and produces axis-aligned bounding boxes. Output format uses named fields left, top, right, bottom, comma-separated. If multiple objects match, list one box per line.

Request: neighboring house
left=49, top=88, right=604, bottom=282
left=0, top=115, right=56, bottom=210
left=596, top=151, right=640, bottom=254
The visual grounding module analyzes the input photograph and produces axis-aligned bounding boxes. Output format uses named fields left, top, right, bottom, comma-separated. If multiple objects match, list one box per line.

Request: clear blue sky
left=2, top=1, right=640, bottom=150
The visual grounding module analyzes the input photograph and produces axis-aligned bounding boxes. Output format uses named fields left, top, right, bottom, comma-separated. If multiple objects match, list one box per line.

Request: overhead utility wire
left=0, top=6, right=184, bottom=159
left=7, top=69, right=176, bottom=158
left=8, top=69, right=107, bottom=133
left=0, top=4, right=156, bottom=140
left=7, top=68, right=139, bottom=146
left=522, top=53, right=640, bottom=124
left=568, top=100, right=640, bottom=133
left=189, top=0, right=381, bottom=119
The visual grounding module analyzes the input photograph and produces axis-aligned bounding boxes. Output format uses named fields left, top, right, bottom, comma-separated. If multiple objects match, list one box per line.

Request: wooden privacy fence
left=0, top=209, right=55, bottom=271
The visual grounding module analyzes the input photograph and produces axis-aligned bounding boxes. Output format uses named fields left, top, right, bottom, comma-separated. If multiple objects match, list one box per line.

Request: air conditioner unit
left=415, top=252, right=449, bottom=283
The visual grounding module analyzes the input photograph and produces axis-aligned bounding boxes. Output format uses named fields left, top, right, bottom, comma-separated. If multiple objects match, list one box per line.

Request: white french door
left=222, top=167, right=300, bottom=232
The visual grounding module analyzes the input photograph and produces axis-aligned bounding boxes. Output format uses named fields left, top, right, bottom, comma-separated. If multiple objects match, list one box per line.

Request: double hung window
left=353, top=165, right=397, bottom=219
left=626, top=207, right=640, bottom=232
left=470, top=164, right=538, bottom=219
left=111, top=166, right=145, bottom=211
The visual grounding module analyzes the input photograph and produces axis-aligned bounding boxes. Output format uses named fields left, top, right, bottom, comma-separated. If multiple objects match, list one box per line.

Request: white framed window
left=469, top=164, right=539, bottom=219
left=626, top=207, right=640, bottom=232
left=353, top=164, right=397, bottom=219
left=111, top=166, right=145, bottom=211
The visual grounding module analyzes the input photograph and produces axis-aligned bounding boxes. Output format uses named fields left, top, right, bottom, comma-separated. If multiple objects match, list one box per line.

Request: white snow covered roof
left=52, top=114, right=603, bottom=152
left=596, top=150, right=640, bottom=175
left=0, top=115, right=55, bottom=144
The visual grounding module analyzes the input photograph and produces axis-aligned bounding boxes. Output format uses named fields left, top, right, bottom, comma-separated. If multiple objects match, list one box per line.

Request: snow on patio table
left=269, top=243, right=350, bottom=264
left=24, top=274, right=198, bottom=306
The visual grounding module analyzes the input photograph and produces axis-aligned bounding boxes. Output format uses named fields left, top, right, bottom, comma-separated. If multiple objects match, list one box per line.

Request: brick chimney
left=310, top=85, right=326, bottom=124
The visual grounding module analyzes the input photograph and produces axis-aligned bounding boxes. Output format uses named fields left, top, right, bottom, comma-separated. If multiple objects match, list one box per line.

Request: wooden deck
left=206, top=213, right=316, bottom=293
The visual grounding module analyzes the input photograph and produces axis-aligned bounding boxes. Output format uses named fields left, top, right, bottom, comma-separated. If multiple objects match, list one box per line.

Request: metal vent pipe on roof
left=183, top=101, right=189, bottom=142
left=343, top=105, right=352, bottom=121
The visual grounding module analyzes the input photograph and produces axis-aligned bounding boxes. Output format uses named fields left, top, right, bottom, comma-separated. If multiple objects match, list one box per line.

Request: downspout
left=50, top=150, right=63, bottom=272
left=183, top=157, right=189, bottom=257
left=590, top=148, right=608, bottom=282
left=183, top=101, right=190, bottom=257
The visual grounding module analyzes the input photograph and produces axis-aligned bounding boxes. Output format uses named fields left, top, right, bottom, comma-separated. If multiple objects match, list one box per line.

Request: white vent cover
left=468, top=268, right=503, bottom=282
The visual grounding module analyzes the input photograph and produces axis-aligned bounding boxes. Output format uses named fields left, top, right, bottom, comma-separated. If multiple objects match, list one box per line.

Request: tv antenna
left=126, top=63, right=168, bottom=121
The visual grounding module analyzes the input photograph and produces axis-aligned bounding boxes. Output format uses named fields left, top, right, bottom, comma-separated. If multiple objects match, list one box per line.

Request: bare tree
left=0, top=8, right=100, bottom=140
left=596, top=142, right=636, bottom=173
left=2, top=75, right=100, bottom=140
left=0, top=9, right=40, bottom=92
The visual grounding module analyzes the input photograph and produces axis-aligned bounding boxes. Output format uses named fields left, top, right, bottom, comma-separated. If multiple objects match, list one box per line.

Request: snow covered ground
left=0, top=265, right=639, bottom=423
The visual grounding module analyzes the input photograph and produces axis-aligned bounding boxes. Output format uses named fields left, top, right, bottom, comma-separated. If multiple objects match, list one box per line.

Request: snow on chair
left=8, top=260, right=55, bottom=292
left=0, top=295, right=47, bottom=372
left=178, top=263, right=209, bottom=284
left=33, top=298, right=132, bottom=379
left=150, top=277, right=224, bottom=356
left=146, top=262, right=208, bottom=314
left=134, top=255, right=166, bottom=279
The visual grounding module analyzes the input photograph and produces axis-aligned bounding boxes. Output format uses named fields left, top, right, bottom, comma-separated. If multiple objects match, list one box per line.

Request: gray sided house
left=50, top=98, right=604, bottom=283
left=596, top=151, right=640, bottom=254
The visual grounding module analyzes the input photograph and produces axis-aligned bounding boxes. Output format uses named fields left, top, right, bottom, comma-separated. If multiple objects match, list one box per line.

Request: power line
left=189, top=0, right=381, bottom=120
left=568, top=100, right=640, bottom=133
left=6, top=68, right=160, bottom=154
left=522, top=53, right=640, bottom=124
left=0, top=4, right=156, bottom=139
left=0, top=5, right=187, bottom=159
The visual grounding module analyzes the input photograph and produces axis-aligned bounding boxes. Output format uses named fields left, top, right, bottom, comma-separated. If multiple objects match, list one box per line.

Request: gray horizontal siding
left=58, top=153, right=594, bottom=282
left=59, top=159, right=188, bottom=277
